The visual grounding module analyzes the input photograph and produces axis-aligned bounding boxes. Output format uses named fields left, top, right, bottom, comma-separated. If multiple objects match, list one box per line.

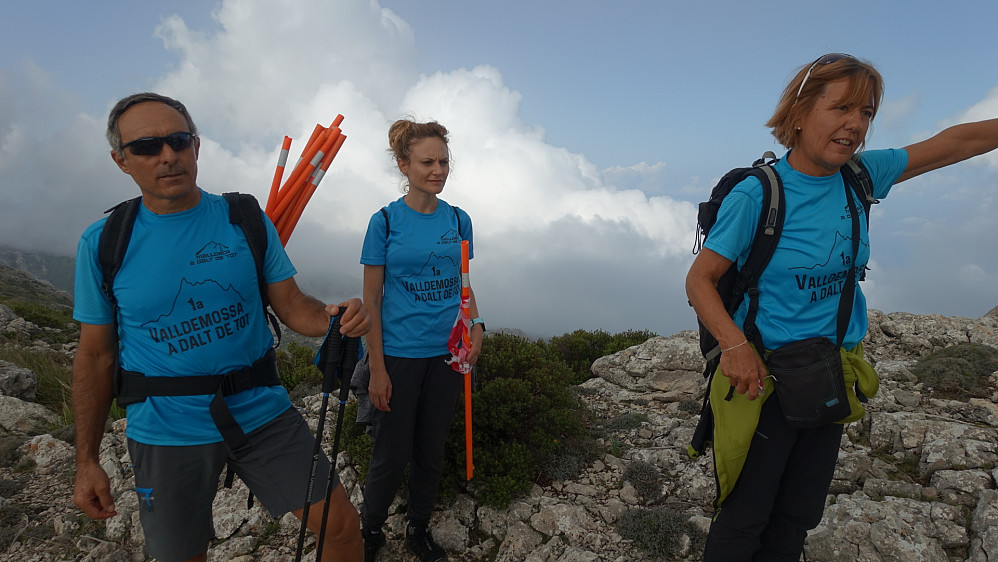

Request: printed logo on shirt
left=140, top=278, right=253, bottom=355
left=787, top=229, right=867, bottom=304
left=437, top=228, right=460, bottom=245
left=190, top=242, right=238, bottom=266
left=398, top=253, right=461, bottom=303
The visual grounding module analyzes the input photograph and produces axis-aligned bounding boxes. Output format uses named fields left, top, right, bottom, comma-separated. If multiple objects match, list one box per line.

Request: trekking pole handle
left=320, top=315, right=344, bottom=394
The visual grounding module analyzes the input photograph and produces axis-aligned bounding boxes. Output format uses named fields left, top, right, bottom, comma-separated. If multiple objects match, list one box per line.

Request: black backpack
left=688, top=153, right=877, bottom=455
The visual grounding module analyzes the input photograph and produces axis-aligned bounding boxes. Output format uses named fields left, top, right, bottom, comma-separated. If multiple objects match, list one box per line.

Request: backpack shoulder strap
left=98, top=197, right=143, bottom=304
left=730, top=158, right=785, bottom=307
left=731, top=157, right=786, bottom=355
left=223, top=192, right=281, bottom=346
left=840, top=155, right=878, bottom=219
left=380, top=207, right=389, bottom=239
left=97, top=196, right=142, bottom=398
left=452, top=205, right=462, bottom=238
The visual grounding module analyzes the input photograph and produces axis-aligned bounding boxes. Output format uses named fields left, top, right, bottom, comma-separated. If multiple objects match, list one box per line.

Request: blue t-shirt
left=703, top=149, right=908, bottom=350
left=360, top=197, right=474, bottom=357
left=73, top=190, right=297, bottom=445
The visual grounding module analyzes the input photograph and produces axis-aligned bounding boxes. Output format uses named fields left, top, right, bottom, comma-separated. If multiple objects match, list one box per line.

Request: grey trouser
left=128, top=407, right=336, bottom=562
left=360, top=354, right=462, bottom=528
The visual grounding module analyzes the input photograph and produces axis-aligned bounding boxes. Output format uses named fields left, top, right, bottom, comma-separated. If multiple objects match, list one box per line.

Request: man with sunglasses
left=71, top=92, right=366, bottom=562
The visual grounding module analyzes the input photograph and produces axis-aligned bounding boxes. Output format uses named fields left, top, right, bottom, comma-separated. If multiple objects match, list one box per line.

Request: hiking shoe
left=362, top=527, right=386, bottom=562
left=405, top=523, right=446, bottom=561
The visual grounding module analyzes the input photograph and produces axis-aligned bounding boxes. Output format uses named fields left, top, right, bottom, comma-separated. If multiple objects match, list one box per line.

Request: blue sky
left=2, top=0, right=997, bottom=337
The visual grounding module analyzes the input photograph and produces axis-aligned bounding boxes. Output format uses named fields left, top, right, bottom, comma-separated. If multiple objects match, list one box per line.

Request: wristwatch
left=470, top=317, right=486, bottom=331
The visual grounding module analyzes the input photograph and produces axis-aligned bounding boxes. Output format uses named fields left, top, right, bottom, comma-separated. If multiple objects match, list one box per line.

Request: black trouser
left=360, top=355, right=462, bottom=529
left=703, top=393, right=844, bottom=561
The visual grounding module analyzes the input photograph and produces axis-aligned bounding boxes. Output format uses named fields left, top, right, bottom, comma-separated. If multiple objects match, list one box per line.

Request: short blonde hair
left=766, top=55, right=884, bottom=150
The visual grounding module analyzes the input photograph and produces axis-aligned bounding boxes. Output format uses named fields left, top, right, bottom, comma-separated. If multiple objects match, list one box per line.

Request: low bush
left=341, top=401, right=374, bottom=481
left=438, top=333, right=589, bottom=508
left=544, top=329, right=656, bottom=384
left=622, top=460, right=662, bottom=503
left=0, top=298, right=75, bottom=330
left=912, top=342, right=998, bottom=400
left=341, top=330, right=647, bottom=510
left=602, top=411, right=649, bottom=432
left=277, top=342, right=322, bottom=390
left=616, top=506, right=706, bottom=559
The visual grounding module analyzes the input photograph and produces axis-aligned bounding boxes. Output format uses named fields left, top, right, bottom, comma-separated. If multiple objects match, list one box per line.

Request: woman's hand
left=369, top=363, right=392, bottom=412
left=719, top=343, right=768, bottom=400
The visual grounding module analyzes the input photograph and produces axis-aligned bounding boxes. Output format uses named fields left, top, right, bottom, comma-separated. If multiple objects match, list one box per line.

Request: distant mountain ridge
left=0, top=245, right=75, bottom=295
left=0, top=263, right=73, bottom=309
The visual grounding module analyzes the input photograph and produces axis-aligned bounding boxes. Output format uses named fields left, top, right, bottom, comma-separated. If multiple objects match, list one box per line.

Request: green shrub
left=540, top=434, right=603, bottom=482
left=603, top=411, right=649, bottom=432
left=623, top=460, right=662, bottom=503
left=0, top=298, right=75, bottom=330
left=344, top=331, right=641, bottom=510
left=277, top=342, right=322, bottom=389
left=616, top=506, right=706, bottom=558
left=438, top=333, right=589, bottom=508
left=678, top=398, right=702, bottom=415
left=0, top=504, right=28, bottom=552
left=544, top=329, right=656, bottom=384
left=0, top=436, right=26, bottom=469
left=341, top=401, right=374, bottom=481
left=912, top=343, right=998, bottom=400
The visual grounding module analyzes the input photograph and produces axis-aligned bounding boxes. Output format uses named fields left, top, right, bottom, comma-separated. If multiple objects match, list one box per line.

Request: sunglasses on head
left=795, top=53, right=854, bottom=101
left=121, top=132, right=196, bottom=156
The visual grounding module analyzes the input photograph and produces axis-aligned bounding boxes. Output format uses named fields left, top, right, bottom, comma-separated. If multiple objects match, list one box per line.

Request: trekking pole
left=315, top=335, right=360, bottom=558
left=295, top=315, right=343, bottom=561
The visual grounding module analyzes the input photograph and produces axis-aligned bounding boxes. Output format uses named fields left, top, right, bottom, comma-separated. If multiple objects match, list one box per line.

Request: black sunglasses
left=121, top=132, right=196, bottom=156
left=795, top=53, right=854, bottom=101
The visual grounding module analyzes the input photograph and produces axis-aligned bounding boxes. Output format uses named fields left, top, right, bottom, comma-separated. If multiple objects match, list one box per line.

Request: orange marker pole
left=273, top=124, right=324, bottom=212
left=460, top=241, right=474, bottom=480
left=266, top=136, right=293, bottom=218
left=282, top=133, right=347, bottom=244
left=272, top=128, right=333, bottom=221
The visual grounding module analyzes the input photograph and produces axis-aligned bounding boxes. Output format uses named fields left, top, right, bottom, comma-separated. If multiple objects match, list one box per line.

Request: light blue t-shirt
left=360, top=197, right=474, bottom=357
left=73, top=190, right=297, bottom=445
left=703, top=149, right=908, bottom=350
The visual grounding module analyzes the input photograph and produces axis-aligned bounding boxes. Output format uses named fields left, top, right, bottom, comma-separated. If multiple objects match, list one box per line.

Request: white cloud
left=1, top=0, right=996, bottom=337
left=0, top=0, right=696, bottom=336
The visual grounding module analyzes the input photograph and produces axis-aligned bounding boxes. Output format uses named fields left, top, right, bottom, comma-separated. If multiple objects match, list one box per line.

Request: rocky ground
left=3, top=303, right=998, bottom=561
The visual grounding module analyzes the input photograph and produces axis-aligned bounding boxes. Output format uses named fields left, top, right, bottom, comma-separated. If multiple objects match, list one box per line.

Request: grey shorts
left=126, top=407, right=338, bottom=561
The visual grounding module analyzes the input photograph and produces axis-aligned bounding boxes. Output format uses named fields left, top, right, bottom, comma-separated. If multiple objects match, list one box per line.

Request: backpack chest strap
left=116, top=349, right=281, bottom=455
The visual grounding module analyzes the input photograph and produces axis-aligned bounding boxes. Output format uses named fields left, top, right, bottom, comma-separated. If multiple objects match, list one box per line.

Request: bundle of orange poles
left=265, top=115, right=347, bottom=246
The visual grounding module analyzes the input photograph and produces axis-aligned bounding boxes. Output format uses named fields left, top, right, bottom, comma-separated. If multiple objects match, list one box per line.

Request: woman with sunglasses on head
left=686, top=54, right=998, bottom=560
left=358, top=119, right=483, bottom=562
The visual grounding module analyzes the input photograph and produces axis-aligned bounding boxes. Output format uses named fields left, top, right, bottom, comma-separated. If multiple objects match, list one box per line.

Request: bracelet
left=721, top=340, right=749, bottom=353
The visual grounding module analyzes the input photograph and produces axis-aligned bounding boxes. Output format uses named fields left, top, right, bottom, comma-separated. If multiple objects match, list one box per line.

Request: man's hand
left=329, top=298, right=370, bottom=337
left=73, top=461, right=117, bottom=520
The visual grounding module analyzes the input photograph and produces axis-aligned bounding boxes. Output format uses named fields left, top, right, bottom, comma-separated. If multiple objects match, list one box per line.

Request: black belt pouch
left=767, top=337, right=850, bottom=429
